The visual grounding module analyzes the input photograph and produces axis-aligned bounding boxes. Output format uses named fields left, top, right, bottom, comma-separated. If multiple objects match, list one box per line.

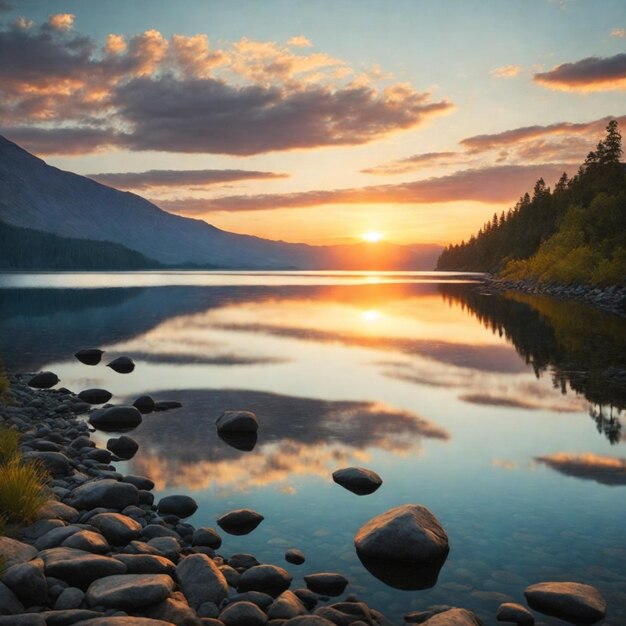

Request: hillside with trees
left=437, top=120, right=626, bottom=285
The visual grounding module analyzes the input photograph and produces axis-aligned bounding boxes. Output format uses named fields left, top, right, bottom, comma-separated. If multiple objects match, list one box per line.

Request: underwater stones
left=303, top=573, right=349, bottom=596
left=75, top=349, right=104, bottom=365
left=78, top=389, right=113, bottom=405
left=107, top=435, right=139, bottom=459
left=133, top=395, right=156, bottom=414
left=89, top=406, right=142, bottom=431
left=216, top=410, right=259, bottom=433
left=496, top=602, right=534, bottom=624
left=217, top=509, right=264, bottom=535
left=156, top=494, right=198, bottom=518
left=28, top=371, right=59, bottom=389
left=107, top=356, right=135, bottom=374
left=332, top=467, right=382, bottom=495
left=524, top=581, right=606, bottom=624
left=285, top=548, right=306, bottom=565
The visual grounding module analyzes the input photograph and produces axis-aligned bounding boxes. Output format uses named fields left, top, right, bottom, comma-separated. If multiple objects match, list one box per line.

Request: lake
left=0, top=271, right=624, bottom=625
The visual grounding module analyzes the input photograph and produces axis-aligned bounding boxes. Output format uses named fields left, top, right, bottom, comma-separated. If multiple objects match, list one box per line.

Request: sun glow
left=362, top=231, right=382, bottom=243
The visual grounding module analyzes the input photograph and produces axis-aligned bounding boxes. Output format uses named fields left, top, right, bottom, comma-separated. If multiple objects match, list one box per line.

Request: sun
left=361, top=231, right=382, bottom=243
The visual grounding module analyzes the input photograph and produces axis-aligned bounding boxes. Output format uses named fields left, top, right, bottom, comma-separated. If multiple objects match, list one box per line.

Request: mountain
left=0, top=135, right=442, bottom=270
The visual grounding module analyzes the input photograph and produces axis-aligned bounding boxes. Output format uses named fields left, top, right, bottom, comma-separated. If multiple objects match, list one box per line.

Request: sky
left=1, top=0, right=626, bottom=246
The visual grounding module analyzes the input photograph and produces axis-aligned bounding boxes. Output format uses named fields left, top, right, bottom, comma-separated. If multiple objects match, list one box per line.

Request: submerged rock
left=303, top=573, right=348, bottom=596
left=496, top=602, right=534, bottom=624
left=28, top=371, right=59, bottom=389
left=216, top=410, right=259, bottom=433
left=75, top=349, right=104, bottom=365
left=157, top=494, right=198, bottom=518
left=107, top=356, right=135, bottom=374
left=107, top=435, right=139, bottom=459
left=133, top=395, right=156, bottom=414
left=524, top=581, right=606, bottom=624
left=285, top=548, right=306, bottom=565
left=78, top=389, right=113, bottom=405
left=217, top=509, right=264, bottom=535
left=332, top=467, right=383, bottom=495
left=238, top=564, right=292, bottom=597
left=89, top=406, right=142, bottom=431
left=154, top=400, right=182, bottom=411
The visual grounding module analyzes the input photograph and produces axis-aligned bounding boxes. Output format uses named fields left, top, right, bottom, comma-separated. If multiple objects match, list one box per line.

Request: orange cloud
left=534, top=53, right=626, bottom=92
left=287, top=35, right=313, bottom=48
left=536, top=453, right=626, bottom=486
left=169, top=34, right=225, bottom=77
left=361, top=151, right=460, bottom=175
left=490, top=64, right=522, bottom=78
left=610, top=28, right=625, bottom=38
left=105, top=34, right=127, bottom=55
left=48, top=13, right=74, bottom=31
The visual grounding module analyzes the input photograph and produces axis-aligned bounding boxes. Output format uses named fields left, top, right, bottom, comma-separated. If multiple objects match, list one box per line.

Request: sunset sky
left=2, top=0, right=625, bottom=245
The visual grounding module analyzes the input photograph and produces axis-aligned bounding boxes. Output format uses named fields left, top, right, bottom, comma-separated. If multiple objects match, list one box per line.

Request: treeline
left=0, top=221, right=162, bottom=270
left=437, top=120, right=626, bottom=285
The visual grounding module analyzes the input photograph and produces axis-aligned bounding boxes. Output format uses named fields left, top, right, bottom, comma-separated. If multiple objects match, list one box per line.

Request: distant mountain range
left=0, top=135, right=442, bottom=270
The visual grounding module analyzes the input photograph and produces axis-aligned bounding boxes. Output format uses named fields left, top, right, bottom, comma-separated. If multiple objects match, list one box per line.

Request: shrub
left=0, top=457, right=50, bottom=524
left=0, top=426, right=20, bottom=465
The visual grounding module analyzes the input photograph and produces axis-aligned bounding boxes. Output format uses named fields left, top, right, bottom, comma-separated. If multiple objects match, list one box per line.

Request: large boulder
left=89, top=513, right=142, bottom=545
left=216, top=410, right=259, bottom=433
left=524, top=582, right=606, bottom=624
left=217, top=509, right=264, bottom=535
left=40, top=547, right=127, bottom=587
left=238, top=564, right=292, bottom=597
left=89, top=406, right=142, bottom=431
left=332, top=467, right=382, bottom=495
left=28, top=371, right=59, bottom=389
left=157, top=494, right=198, bottom=518
left=107, top=356, right=135, bottom=374
left=176, top=553, right=229, bottom=610
left=85, top=574, right=174, bottom=610
left=75, top=349, right=104, bottom=365
left=78, top=389, right=113, bottom=405
left=69, top=479, right=139, bottom=510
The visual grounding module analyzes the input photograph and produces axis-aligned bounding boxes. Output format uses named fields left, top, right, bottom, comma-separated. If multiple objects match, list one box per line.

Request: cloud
left=0, top=126, right=124, bottom=155
left=0, top=18, right=453, bottom=155
left=536, top=453, right=626, bottom=486
left=611, top=28, right=626, bottom=38
left=88, top=168, right=288, bottom=190
left=161, top=163, right=572, bottom=213
left=534, top=53, right=626, bottom=91
left=361, top=151, right=460, bottom=175
left=459, top=393, right=580, bottom=413
left=287, top=35, right=313, bottom=48
left=491, top=64, right=522, bottom=79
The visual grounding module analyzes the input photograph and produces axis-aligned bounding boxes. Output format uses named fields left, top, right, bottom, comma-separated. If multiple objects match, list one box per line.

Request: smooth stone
left=113, top=554, right=176, bottom=577
left=267, top=591, right=307, bottom=620
left=75, top=349, right=104, bottom=366
left=217, top=430, right=258, bottom=452
left=54, top=587, right=85, bottom=610
left=282, top=618, right=336, bottom=626
left=121, top=474, right=153, bottom=491
left=1, top=558, right=47, bottom=606
left=216, top=410, right=259, bottom=433
left=106, top=437, right=139, bottom=460
left=144, top=595, right=201, bottom=626
left=69, top=479, right=139, bottom=510
left=220, top=600, right=267, bottom=626
left=354, top=504, right=449, bottom=562
left=23, top=451, right=72, bottom=477
left=418, top=608, right=482, bottom=625
left=176, top=553, right=229, bottom=609
left=192, top=527, right=222, bottom=549
left=0, top=536, right=38, bottom=568
left=0, top=614, right=46, bottom=625
left=332, top=467, right=382, bottom=495
left=38, top=501, right=79, bottom=522
left=141, top=524, right=180, bottom=540
left=78, top=389, right=113, bottom=405
left=303, top=573, right=349, bottom=596
left=28, top=371, right=59, bottom=389
left=85, top=573, right=174, bottom=610
left=293, top=589, right=318, bottom=610
left=154, top=401, right=182, bottom=411
left=146, top=537, right=181, bottom=561
left=63, top=530, right=110, bottom=554
left=157, top=494, right=198, bottom=518
left=106, top=356, right=135, bottom=374
left=133, top=395, right=156, bottom=414
left=228, top=554, right=259, bottom=571
left=40, top=547, right=127, bottom=587
left=0, top=580, right=25, bottom=615
left=496, top=602, right=534, bottom=624
left=524, top=582, right=606, bottom=624
left=238, top=565, right=292, bottom=597
left=39, top=609, right=103, bottom=625
left=22, top=518, right=66, bottom=541
left=228, top=592, right=274, bottom=610
left=35, top=526, right=83, bottom=551
left=217, top=509, right=264, bottom=535
left=219, top=564, right=241, bottom=588
left=89, top=406, right=142, bottom=432
left=323, top=602, right=374, bottom=624
left=70, top=618, right=172, bottom=625
left=284, top=549, right=305, bottom=566
left=356, top=551, right=446, bottom=591
left=89, top=513, right=141, bottom=545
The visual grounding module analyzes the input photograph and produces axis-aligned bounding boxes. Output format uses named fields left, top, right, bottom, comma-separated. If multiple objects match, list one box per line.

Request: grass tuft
left=0, top=426, right=21, bottom=465
left=0, top=457, right=50, bottom=525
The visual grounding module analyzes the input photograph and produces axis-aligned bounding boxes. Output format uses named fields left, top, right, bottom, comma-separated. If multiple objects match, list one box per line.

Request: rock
left=55, top=587, right=85, bottom=610
left=40, top=547, right=127, bottom=588
left=38, top=501, right=79, bottom=522
left=267, top=591, right=307, bottom=620
left=85, top=573, right=174, bottom=610
left=69, top=479, right=139, bottom=510
left=332, top=467, right=383, bottom=495
left=217, top=509, right=264, bottom=535
left=78, top=389, right=113, bottom=405
left=0, top=580, right=24, bottom=615
left=106, top=436, right=139, bottom=460
left=69, top=618, right=172, bottom=625
left=141, top=525, right=179, bottom=540
left=0, top=536, right=37, bottom=568
left=107, top=356, right=135, bottom=374
left=216, top=410, right=259, bottom=433
left=144, top=595, right=201, bottom=626
left=35, top=525, right=83, bottom=551
left=63, top=530, right=110, bottom=554
left=192, top=527, right=222, bottom=549
left=89, top=406, right=142, bottom=431
left=354, top=504, right=449, bottom=562
left=496, top=602, right=534, bottom=624
left=40, top=609, right=103, bottom=625
left=1, top=558, right=47, bottom=606
left=293, top=589, right=318, bottom=611
left=0, top=614, right=46, bottom=625
left=28, top=371, right=59, bottom=389
left=176, top=553, right=229, bottom=609
left=285, top=549, right=305, bottom=565
left=418, top=608, right=482, bottom=625
left=133, top=395, right=156, bottom=414
left=23, top=451, right=72, bottom=477
left=75, top=349, right=104, bottom=365
left=114, top=554, right=176, bottom=577
left=220, top=600, right=267, bottom=626
left=238, top=565, right=292, bottom=597
left=217, top=431, right=258, bottom=451
left=122, top=474, right=153, bottom=491
left=282, top=618, right=336, bottom=626
left=154, top=401, right=182, bottom=411
left=89, top=513, right=142, bottom=545
left=303, top=573, right=349, bottom=596
left=323, top=602, right=374, bottom=625
left=228, top=591, right=274, bottom=610
left=157, top=494, right=198, bottom=518
left=228, top=554, right=259, bottom=571
left=147, top=537, right=181, bottom=561
left=524, top=582, right=606, bottom=624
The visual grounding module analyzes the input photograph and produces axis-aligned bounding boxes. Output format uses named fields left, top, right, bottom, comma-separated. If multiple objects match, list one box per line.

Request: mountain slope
left=0, top=135, right=442, bottom=269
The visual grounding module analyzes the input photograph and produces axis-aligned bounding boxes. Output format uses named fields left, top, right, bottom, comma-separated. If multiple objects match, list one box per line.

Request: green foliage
left=0, top=426, right=20, bottom=465
left=0, top=220, right=162, bottom=270
left=0, top=457, right=50, bottom=525
left=437, top=121, right=626, bottom=286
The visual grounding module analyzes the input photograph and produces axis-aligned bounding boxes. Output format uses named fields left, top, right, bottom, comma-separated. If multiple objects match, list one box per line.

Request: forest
left=436, top=120, right=626, bottom=285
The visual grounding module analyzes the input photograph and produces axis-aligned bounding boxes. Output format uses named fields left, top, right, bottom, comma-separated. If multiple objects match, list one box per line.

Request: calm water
left=0, top=271, right=624, bottom=625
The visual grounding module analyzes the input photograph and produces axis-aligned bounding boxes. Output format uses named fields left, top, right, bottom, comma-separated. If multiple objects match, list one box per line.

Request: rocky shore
left=481, top=276, right=626, bottom=317
left=0, top=373, right=610, bottom=626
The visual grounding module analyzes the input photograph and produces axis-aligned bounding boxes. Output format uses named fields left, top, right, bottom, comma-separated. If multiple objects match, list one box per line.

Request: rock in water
left=303, top=573, right=348, bottom=596
left=154, top=400, right=182, bottom=411
left=332, top=467, right=383, bottom=495
left=107, top=435, right=139, bottom=459
left=285, top=549, right=305, bottom=565
left=218, top=430, right=258, bottom=451
left=524, top=582, right=606, bottom=624
left=28, top=371, right=59, bottom=389
left=133, top=395, right=156, bottom=414
left=156, top=495, right=198, bottom=518
left=418, top=608, right=482, bottom=625
left=216, top=410, right=259, bottom=433
left=217, top=509, right=264, bottom=535
left=496, top=602, right=534, bottom=624
left=75, top=349, right=104, bottom=365
left=238, top=564, right=292, bottom=597
left=107, top=356, right=135, bottom=374
left=176, top=553, right=229, bottom=609
left=89, top=406, right=142, bottom=431
left=78, top=388, right=113, bottom=404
